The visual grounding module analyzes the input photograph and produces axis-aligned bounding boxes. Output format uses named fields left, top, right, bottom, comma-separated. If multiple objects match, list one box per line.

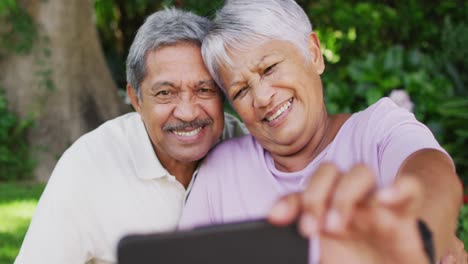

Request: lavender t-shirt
left=179, top=98, right=447, bottom=261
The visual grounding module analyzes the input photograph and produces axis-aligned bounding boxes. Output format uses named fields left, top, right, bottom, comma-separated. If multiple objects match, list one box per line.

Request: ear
left=307, top=32, right=325, bottom=75
left=127, top=83, right=141, bottom=113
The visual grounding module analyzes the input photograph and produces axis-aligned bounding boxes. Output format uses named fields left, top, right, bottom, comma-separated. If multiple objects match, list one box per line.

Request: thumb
left=268, top=193, right=302, bottom=226
left=376, top=176, right=423, bottom=217
left=439, top=255, right=455, bottom=264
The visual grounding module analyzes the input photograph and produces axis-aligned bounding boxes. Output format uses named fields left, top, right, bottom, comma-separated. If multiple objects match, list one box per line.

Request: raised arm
left=397, top=148, right=462, bottom=260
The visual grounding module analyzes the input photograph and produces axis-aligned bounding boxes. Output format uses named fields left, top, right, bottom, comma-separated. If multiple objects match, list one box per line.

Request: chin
left=275, top=127, right=303, bottom=143
left=175, top=148, right=211, bottom=163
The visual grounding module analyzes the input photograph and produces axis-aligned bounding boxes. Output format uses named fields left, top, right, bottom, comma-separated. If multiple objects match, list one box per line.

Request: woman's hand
left=439, top=236, right=467, bottom=264
left=267, top=163, right=432, bottom=263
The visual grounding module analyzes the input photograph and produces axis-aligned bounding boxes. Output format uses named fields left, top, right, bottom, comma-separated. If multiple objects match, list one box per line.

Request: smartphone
left=117, top=219, right=309, bottom=264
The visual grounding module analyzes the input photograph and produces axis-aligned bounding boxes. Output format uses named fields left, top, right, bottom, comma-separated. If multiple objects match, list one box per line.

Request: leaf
left=365, top=89, right=383, bottom=106
left=383, top=45, right=403, bottom=71
left=381, top=76, right=401, bottom=90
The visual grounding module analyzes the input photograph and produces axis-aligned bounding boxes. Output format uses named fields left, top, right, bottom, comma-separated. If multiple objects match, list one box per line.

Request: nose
left=252, top=81, right=275, bottom=108
left=173, top=96, right=200, bottom=122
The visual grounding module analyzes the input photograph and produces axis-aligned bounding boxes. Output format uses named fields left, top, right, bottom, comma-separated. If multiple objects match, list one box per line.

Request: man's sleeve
left=14, top=148, right=92, bottom=264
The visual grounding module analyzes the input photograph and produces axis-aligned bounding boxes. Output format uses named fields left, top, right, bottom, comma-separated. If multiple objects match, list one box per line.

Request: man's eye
left=233, top=86, right=249, bottom=101
left=156, top=90, right=170, bottom=96
left=197, top=87, right=218, bottom=98
left=155, top=90, right=176, bottom=99
left=199, top=88, right=213, bottom=94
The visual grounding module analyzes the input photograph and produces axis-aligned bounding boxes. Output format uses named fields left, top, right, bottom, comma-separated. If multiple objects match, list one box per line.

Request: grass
left=0, top=182, right=45, bottom=264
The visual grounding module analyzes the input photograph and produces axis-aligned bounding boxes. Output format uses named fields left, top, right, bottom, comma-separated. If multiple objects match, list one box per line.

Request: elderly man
left=14, top=8, right=246, bottom=264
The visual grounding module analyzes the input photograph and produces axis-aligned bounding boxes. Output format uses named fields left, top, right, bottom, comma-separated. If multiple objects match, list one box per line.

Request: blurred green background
left=1, top=0, right=467, bottom=263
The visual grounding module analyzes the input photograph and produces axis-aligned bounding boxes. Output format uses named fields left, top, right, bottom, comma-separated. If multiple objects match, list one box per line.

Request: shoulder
left=196, top=135, right=258, bottom=181
left=83, top=112, right=141, bottom=143
left=360, top=97, right=416, bottom=123
left=350, top=97, right=421, bottom=136
left=53, top=113, right=140, bottom=181
left=208, top=134, right=257, bottom=161
left=65, top=112, right=138, bottom=156
left=355, top=97, right=407, bottom=121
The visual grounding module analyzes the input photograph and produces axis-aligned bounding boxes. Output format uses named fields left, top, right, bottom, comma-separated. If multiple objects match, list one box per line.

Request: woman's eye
left=264, top=63, right=278, bottom=75
left=233, top=85, right=249, bottom=101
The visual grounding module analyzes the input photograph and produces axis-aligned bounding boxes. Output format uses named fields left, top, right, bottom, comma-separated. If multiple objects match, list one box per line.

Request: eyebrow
left=196, top=80, right=216, bottom=87
left=150, top=79, right=215, bottom=92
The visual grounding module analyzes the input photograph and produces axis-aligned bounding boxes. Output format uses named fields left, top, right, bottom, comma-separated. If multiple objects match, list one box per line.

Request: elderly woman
left=180, top=0, right=463, bottom=263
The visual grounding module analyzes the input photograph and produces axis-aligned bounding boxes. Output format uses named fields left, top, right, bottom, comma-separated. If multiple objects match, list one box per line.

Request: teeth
left=266, top=99, right=292, bottom=122
left=173, top=127, right=202, bottom=137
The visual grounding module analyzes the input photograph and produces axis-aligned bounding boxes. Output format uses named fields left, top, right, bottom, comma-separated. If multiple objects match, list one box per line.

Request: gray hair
left=126, top=7, right=212, bottom=99
left=202, top=0, right=313, bottom=90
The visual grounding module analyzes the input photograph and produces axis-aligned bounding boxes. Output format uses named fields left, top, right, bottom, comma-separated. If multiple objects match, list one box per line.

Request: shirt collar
left=127, top=113, right=169, bottom=180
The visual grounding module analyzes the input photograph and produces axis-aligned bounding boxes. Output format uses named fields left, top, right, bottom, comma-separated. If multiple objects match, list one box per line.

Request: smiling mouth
left=265, top=98, right=293, bottom=122
left=172, top=127, right=203, bottom=137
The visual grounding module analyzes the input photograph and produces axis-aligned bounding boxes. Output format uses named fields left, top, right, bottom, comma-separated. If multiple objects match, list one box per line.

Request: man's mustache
left=163, top=119, right=213, bottom=131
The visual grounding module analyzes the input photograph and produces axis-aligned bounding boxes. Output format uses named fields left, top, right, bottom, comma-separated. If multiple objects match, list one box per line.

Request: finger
left=301, top=163, right=341, bottom=222
left=355, top=205, right=400, bottom=243
left=455, top=236, right=465, bottom=252
left=439, top=255, right=455, bottom=264
left=377, top=176, right=423, bottom=216
left=354, top=205, right=427, bottom=263
left=268, top=193, right=302, bottom=226
left=297, top=211, right=319, bottom=238
left=453, top=237, right=467, bottom=264
left=326, top=164, right=376, bottom=234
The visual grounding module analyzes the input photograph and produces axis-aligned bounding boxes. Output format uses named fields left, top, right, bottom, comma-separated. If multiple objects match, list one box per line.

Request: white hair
left=126, top=7, right=212, bottom=99
left=202, top=0, right=313, bottom=90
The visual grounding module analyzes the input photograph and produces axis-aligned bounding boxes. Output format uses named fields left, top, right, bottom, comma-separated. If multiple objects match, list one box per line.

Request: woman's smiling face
left=219, top=34, right=328, bottom=157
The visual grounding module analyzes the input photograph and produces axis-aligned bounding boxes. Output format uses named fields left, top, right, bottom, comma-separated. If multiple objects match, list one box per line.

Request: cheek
left=279, top=71, right=302, bottom=88
left=203, top=98, right=224, bottom=118
left=234, top=101, right=257, bottom=124
left=143, top=104, right=173, bottom=126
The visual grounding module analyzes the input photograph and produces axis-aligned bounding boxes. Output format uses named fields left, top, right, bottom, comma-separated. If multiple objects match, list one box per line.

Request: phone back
left=118, top=219, right=308, bottom=264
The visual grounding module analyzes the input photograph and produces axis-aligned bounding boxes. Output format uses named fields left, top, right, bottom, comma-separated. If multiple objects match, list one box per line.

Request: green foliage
left=303, top=0, right=468, bottom=66
left=325, top=45, right=453, bottom=117
left=0, top=182, right=45, bottom=263
left=439, top=17, right=468, bottom=94
left=161, top=0, right=223, bottom=17
left=305, top=1, right=398, bottom=65
left=457, top=204, right=468, bottom=247
left=0, top=0, right=37, bottom=57
left=0, top=90, right=36, bottom=181
left=437, top=99, right=468, bottom=178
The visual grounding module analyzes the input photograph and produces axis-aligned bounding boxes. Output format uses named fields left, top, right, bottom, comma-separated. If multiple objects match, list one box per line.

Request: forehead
left=219, top=40, right=300, bottom=84
left=144, top=43, right=212, bottom=85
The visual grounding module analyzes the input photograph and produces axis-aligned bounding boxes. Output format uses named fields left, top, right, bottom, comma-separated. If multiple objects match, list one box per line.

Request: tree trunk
left=0, top=0, right=127, bottom=181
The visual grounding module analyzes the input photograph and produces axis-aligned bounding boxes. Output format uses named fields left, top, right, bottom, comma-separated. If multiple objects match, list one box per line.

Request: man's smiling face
left=130, top=42, right=224, bottom=164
